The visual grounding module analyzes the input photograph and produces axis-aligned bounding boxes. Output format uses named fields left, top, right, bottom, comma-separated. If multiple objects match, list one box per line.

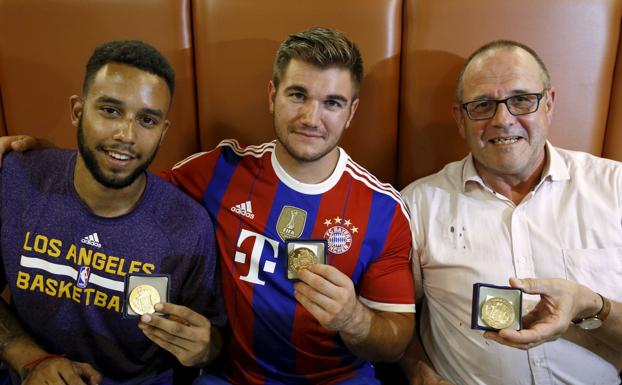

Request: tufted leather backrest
left=603, top=22, right=622, bottom=162
left=191, top=0, right=403, bottom=184
left=0, top=0, right=198, bottom=171
left=397, top=0, right=622, bottom=188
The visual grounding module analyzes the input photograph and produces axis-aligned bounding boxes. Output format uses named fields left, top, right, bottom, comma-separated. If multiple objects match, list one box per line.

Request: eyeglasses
left=461, top=90, right=546, bottom=120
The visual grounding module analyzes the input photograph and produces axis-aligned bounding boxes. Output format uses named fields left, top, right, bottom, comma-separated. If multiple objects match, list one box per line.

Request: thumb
left=510, top=277, right=547, bottom=295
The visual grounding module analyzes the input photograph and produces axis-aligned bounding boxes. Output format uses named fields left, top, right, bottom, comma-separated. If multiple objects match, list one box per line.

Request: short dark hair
left=83, top=40, right=175, bottom=96
left=455, top=40, right=551, bottom=103
left=273, top=27, right=363, bottom=99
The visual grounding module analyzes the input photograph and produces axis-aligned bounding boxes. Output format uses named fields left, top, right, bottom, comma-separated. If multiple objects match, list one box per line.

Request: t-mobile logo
left=234, top=229, right=279, bottom=285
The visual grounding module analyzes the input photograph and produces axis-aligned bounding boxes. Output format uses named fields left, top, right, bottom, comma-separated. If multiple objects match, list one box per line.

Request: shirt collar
left=461, top=141, right=570, bottom=193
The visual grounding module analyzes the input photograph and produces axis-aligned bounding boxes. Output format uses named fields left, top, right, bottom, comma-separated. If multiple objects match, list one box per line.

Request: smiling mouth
left=105, top=150, right=135, bottom=161
left=293, top=131, right=323, bottom=139
left=490, top=136, right=521, bottom=145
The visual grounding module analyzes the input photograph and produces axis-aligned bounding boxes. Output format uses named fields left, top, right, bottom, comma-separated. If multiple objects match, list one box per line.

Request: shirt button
left=533, top=358, right=544, bottom=367
left=518, top=257, right=526, bottom=264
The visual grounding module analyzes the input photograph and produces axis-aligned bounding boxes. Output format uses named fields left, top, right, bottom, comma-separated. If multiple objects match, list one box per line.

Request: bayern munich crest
left=323, top=216, right=358, bottom=254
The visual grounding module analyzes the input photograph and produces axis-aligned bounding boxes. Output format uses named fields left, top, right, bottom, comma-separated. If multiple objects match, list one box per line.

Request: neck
left=476, top=159, right=545, bottom=205
left=274, top=143, right=340, bottom=184
left=73, top=156, right=146, bottom=218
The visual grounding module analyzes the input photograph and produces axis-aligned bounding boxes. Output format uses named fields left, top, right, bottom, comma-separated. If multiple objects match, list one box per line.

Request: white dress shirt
left=401, top=142, right=622, bottom=385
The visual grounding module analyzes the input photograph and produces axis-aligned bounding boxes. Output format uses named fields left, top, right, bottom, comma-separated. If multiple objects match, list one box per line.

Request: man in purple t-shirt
left=0, top=41, right=223, bottom=385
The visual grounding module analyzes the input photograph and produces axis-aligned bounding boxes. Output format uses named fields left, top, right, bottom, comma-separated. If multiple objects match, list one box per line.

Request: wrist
left=574, top=288, right=602, bottom=320
left=20, top=353, right=65, bottom=380
left=339, top=300, right=371, bottom=343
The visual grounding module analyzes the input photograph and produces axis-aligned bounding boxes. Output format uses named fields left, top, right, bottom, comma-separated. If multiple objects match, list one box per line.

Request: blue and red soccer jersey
left=164, top=140, right=415, bottom=384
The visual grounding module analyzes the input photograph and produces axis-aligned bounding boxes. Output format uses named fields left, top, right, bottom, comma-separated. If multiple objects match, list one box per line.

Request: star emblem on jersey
left=323, top=216, right=358, bottom=254
left=276, top=206, right=307, bottom=241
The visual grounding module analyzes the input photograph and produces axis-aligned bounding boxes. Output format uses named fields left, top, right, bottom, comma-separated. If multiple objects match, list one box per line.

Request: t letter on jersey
left=235, top=229, right=279, bottom=285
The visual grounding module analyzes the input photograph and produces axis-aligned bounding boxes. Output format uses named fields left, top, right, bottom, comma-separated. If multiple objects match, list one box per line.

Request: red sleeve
left=159, top=148, right=222, bottom=203
left=358, top=205, right=415, bottom=312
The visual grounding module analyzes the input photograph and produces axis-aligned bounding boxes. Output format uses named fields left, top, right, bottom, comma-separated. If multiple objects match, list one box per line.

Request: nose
left=300, top=101, right=321, bottom=127
left=113, top=118, right=136, bottom=143
left=490, top=101, right=516, bottom=127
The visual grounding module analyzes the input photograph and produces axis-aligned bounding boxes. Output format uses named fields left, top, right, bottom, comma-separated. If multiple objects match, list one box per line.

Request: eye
left=470, top=100, right=493, bottom=112
left=100, top=106, right=120, bottom=116
left=288, top=92, right=305, bottom=102
left=138, top=115, right=159, bottom=128
left=324, top=99, right=343, bottom=110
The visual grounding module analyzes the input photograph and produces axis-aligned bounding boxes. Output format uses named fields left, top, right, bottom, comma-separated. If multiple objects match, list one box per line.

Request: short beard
left=273, top=122, right=343, bottom=164
left=77, top=116, right=159, bottom=189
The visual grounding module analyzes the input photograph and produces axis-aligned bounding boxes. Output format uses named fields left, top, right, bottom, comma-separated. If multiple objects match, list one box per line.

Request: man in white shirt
left=399, top=40, right=622, bottom=385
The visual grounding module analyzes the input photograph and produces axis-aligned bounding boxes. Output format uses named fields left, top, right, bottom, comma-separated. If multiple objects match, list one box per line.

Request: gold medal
left=128, top=284, right=160, bottom=315
left=288, top=247, right=318, bottom=274
left=481, top=297, right=515, bottom=329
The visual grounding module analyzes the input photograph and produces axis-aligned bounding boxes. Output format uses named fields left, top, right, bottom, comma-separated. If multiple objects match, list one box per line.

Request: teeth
left=491, top=137, right=519, bottom=145
left=108, top=151, right=131, bottom=160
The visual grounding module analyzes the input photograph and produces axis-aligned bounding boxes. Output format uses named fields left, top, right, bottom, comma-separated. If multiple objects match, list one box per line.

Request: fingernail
left=141, top=314, right=152, bottom=323
left=154, top=303, right=163, bottom=311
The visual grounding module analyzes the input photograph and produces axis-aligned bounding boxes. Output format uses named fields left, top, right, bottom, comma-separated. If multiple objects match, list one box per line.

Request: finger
left=153, top=302, right=209, bottom=327
left=139, top=314, right=199, bottom=350
left=57, top=364, right=89, bottom=385
left=482, top=331, right=530, bottom=349
left=294, top=287, right=332, bottom=325
left=511, top=277, right=551, bottom=296
left=293, top=281, right=340, bottom=313
left=297, top=268, right=344, bottom=301
left=142, top=325, right=188, bottom=354
left=306, top=264, right=351, bottom=287
left=11, top=136, right=38, bottom=152
left=72, top=362, right=103, bottom=385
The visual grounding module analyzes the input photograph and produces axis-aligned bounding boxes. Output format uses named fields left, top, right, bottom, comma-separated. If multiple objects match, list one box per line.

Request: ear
left=159, top=120, right=170, bottom=146
left=452, top=103, right=467, bottom=140
left=345, top=98, right=360, bottom=128
left=70, top=95, right=84, bottom=128
left=268, top=81, right=277, bottom=114
left=544, top=87, right=556, bottom=126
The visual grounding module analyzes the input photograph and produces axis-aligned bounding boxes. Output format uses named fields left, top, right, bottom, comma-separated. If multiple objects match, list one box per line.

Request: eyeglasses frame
left=461, top=90, right=547, bottom=121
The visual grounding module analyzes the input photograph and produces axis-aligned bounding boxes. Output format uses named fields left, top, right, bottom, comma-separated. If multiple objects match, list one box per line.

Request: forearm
left=576, top=288, right=622, bottom=353
left=0, top=299, right=48, bottom=377
left=399, top=328, right=430, bottom=378
left=339, top=301, right=414, bottom=362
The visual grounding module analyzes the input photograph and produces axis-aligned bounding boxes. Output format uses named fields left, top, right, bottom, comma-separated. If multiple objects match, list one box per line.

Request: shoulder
left=401, top=158, right=466, bottom=203
left=343, top=154, right=409, bottom=221
left=2, top=149, right=74, bottom=180
left=147, top=174, right=215, bottom=232
left=172, top=139, right=274, bottom=170
left=556, top=146, right=622, bottom=172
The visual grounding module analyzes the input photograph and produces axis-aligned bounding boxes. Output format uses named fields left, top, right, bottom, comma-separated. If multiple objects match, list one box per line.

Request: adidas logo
left=81, top=232, right=101, bottom=248
left=231, top=201, right=255, bottom=219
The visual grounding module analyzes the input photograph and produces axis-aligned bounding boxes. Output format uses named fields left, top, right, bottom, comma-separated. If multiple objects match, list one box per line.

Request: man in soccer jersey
left=164, top=27, right=416, bottom=385
left=1, top=28, right=416, bottom=384
left=0, top=41, right=224, bottom=385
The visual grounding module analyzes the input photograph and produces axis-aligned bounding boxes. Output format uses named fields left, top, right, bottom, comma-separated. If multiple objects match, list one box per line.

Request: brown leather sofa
left=1, top=0, right=621, bottom=188
left=1, top=0, right=621, bottom=383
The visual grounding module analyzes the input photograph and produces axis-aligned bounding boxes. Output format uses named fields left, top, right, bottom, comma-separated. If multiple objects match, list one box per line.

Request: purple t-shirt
left=0, top=149, right=223, bottom=384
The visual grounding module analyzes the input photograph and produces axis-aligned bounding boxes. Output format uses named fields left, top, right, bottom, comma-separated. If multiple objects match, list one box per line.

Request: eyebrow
left=95, top=95, right=164, bottom=118
left=469, top=89, right=537, bottom=101
left=284, top=85, right=349, bottom=103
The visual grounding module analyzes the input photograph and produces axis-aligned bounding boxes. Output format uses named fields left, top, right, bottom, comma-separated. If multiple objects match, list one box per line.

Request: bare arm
left=0, top=298, right=101, bottom=384
left=294, top=264, right=414, bottom=362
left=484, top=277, right=622, bottom=353
left=399, top=325, right=455, bottom=385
